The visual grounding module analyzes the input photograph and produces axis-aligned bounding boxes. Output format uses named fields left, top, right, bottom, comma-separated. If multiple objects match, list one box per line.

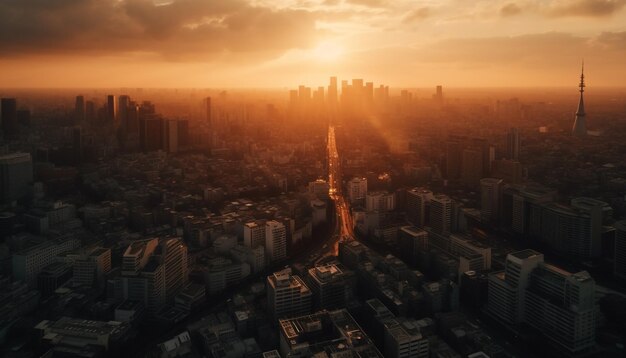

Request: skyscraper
left=265, top=220, right=287, bottom=263
left=118, top=95, right=130, bottom=131
left=205, top=96, right=211, bottom=124
left=572, top=62, right=587, bottom=137
left=74, top=95, right=85, bottom=123
left=506, top=127, right=520, bottom=160
left=429, top=195, right=453, bottom=235
left=406, top=188, right=433, bottom=227
left=480, top=178, right=503, bottom=223
left=1, top=98, right=18, bottom=138
left=328, top=76, right=338, bottom=105
left=106, top=95, right=117, bottom=124
left=614, top=220, right=626, bottom=280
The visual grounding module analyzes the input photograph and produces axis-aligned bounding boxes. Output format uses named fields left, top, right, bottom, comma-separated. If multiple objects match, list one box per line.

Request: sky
left=0, top=0, right=625, bottom=88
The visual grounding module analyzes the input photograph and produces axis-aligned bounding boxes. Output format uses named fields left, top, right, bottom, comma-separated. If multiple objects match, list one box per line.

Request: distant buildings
left=1, top=98, right=18, bottom=138
left=480, top=178, right=502, bottom=223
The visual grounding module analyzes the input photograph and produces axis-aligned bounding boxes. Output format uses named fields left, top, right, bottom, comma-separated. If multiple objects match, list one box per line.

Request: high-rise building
left=429, top=195, right=453, bottom=235
left=347, top=177, right=367, bottom=204
left=177, top=120, right=190, bottom=148
left=613, top=220, right=626, bottom=279
left=160, top=237, right=188, bottom=302
left=86, top=100, right=96, bottom=122
left=267, top=269, right=311, bottom=320
left=480, top=178, right=503, bottom=222
left=265, top=220, right=287, bottom=263
left=506, top=128, right=520, bottom=160
left=572, top=62, right=587, bottom=137
left=74, top=95, right=85, bottom=122
left=306, top=263, right=355, bottom=310
left=0, top=153, right=33, bottom=204
left=398, top=226, right=428, bottom=266
left=165, top=119, right=178, bottom=153
left=205, top=96, right=212, bottom=124
left=541, top=197, right=610, bottom=258
left=244, top=221, right=265, bottom=249
left=487, top=249, right=597, bottom=355
left=406, top=188, right=433, bottom=227
left=118, top=95, right=130, bottom=130
left=74, top=247, right=112, bottom=287
left=434, top=85, right=443, bottom=105
left=328, top=76, right=338, bottom=105
left=106, top=95, right=117, bottom=124
left=1, top=98, right=18, bottom=138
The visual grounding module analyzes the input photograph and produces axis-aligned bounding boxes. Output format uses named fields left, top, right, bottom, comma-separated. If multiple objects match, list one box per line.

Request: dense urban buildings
left=0, top=66, right=625, bottom=358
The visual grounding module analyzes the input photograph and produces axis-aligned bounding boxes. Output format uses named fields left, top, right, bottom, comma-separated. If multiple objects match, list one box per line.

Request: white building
left=265, top=220, right=287, bottom=263
left=347, top=177, right=367, bottom=204
left=429, top=195, right=453, bottom=235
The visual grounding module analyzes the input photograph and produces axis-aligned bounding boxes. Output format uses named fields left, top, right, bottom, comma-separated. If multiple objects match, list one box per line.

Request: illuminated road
left=316, top=125, right=355, bottom=264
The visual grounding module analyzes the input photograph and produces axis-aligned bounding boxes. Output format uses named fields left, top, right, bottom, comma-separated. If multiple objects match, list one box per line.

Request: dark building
left=1, top=98, right=18, bottom=138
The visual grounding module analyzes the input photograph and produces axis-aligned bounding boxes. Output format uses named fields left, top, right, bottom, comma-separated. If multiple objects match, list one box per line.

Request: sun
left=312, top=41, right=345, bottom=62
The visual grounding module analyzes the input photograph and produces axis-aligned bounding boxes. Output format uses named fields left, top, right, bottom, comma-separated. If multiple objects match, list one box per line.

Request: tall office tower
left=541, top=197, right=610, bottom=258
left=572, top=62, right=587, bottom=137
left=487, top=249, right=544, bottom=324
left=0, top=153, right=33, bottom=204
left=306, top=263, right=355, bottom=310
left=506, top=128, right=520, bottom=160
left=118, top=95, right=130, bottom=130
left=524, top=265, right=596, bottom=354
left=267, top=269, right=311, bottom=320
left=445, top=140, right=462, bottom=180
left=434, top=85, right=443, bottom=105
left=265, top=220, right=287, bottom=263
left=365, top=82, right=374, bottom=103
left=74, top=95, right=85, bottom=122
left=491, top=159, right=523, bottom=184
left=126, top=101, right=139, bottom=136
left=347, top=177, right=368, bottom=204
left=614, top=220, right=626, bottom=279
left=85, top=100, right=96, bottom=122
left=160, top=238, right=188, bottom=302
left=429, top=195, right=453, bottom=235
left=106, top=95, right=117, bottom=124
left=205, top=96, right=211, bottom=124
left=406, top=188, right=433, bottom=227
left=328, top=76, right=338, bottom=104
left=72, top=127, right=82, bottom=163
left=244, top=221, right=265, bottom=249
left=398, top=226, right=428, bottom=265
left=165, top=119, right=178, bottom=153
left=384, top=317, right=430, bottom=358
left=481, top=178, right=503, bottom=222
left=461, top=148, right=483, bottom=188
left=1, top=98, right=18, bottom=138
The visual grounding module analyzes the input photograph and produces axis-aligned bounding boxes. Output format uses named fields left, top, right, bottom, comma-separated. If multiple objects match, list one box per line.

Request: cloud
left=0, top=0, right=319, bottom=61
left=547, top=0, right=626, bottom=17
left=403, top=7, right=430, bottom=23
left=593, top=31, right=626, bottom=50
left=345, top=0, right=388, bottom=8
left=500, top=3, right=522, bottom=16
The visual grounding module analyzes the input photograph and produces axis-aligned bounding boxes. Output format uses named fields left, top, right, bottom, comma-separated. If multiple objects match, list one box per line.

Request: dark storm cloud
left=547, top=0, right=626, bottom=17
left=0, top=0, right=319, bottom=60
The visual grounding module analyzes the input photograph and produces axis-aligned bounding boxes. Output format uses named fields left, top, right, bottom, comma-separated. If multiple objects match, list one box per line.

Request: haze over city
left=1, top=1, right=626, bottom=358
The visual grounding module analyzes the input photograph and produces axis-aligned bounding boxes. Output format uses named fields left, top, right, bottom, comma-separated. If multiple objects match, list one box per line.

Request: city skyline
left=1, top=0, right=626, bottom=88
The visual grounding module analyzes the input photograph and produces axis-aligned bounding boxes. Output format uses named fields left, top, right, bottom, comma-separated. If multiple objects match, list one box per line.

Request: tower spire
left=572, top=60, right=587, bottom=137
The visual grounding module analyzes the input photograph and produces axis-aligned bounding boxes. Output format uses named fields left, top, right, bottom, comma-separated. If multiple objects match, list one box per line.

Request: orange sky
left=1, top=0, right=625, bottom=88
